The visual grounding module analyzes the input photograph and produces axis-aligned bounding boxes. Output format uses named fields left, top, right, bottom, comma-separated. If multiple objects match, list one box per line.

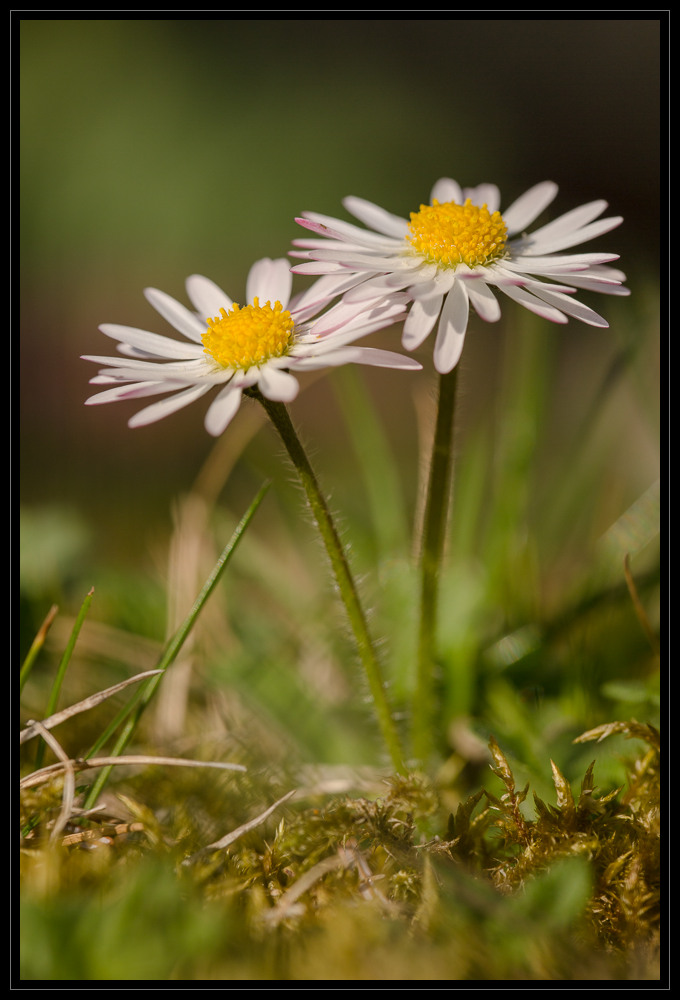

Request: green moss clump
left=20, top=721, right=660, bottom=981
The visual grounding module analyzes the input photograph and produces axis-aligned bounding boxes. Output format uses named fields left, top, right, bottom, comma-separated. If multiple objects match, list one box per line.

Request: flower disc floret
left=203, top=298, right=295, bottom=370
left=407, top=199, right=507, bottom=268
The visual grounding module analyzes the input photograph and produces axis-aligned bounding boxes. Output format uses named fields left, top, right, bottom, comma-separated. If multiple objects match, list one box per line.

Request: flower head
left=292, top=180, right=629, bottom=374
left=83, top=258, right=419, bottom=436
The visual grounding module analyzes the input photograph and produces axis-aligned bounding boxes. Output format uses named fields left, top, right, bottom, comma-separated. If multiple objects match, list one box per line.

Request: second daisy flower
left=292, top=179, right=629, bottom=374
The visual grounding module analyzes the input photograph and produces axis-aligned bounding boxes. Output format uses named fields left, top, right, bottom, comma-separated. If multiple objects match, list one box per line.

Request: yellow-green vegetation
left=20, top=716, right=659, bottom=981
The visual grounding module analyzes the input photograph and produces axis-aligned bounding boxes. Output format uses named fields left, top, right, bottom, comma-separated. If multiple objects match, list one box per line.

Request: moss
left=20, top=722, right=660, bottom=980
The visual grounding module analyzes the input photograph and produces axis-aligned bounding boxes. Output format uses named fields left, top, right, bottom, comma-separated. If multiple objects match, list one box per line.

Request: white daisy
left=83, top=258, right=420, bottom=436
left=291, top=180, right=630, bottom=374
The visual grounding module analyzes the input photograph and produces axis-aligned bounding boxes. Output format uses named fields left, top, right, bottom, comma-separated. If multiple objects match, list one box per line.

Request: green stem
left=255, top=391, right=406, bottom=774
left=413, top=366, right=459, bottom=765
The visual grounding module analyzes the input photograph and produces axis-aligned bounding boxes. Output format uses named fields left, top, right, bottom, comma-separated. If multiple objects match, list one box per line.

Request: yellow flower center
left=202, top=298, right=295, bottom=370
left=407, top=198, right=507, bottom=268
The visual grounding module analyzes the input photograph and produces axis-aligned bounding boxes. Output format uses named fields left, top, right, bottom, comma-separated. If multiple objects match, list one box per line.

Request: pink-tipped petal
left=86, top=380, right=188, bottom=405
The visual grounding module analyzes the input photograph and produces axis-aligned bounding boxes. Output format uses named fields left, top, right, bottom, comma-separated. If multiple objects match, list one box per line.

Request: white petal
left=88, top=374, right=126, bottom=385
left=98, top=324, right=205, bottom=359
left=402, top=295, right=443, bottom=350
left=292, top=236, right=366, bottom=252
left=332, top=347, right=423, bottom=370
left=82, top=355, right=213, bottom=383
left=498, top=283, right=568, bottom=324
left=535, top=215, right=623, bottom=259
left=296, top=214, right=401, bottom=250
left=246, top=258, right=292, bottom=308
left=529, top=287, right=609, bottom=327
left=310, top=295, right=402, bottom=337
left=204, top=385, right=243, bottom=436
left=410, top=269, right=457, bottom=298
left=297, top=247, right=410, bottom=270
left=333, top=275, right=406, bottom=304
left=85, top=380, right=188, bottom=405
left=298, top=306, right=406, bottom=354
left=291, top=347, right=363, bottom=370
left=522, top=215, right=624, bottom=256
left=582, top=264, right=627, bottom=283
left=291, top=347, right=420, bottom=371
left=342, top=196, right=410, bottom=238
left=501, top=252, right=618, bottom=273
left=290, top=260, right=350, bottom=275
left=143, top=288, right=207, bottom=343
left=258, top=366, right=300, bottom=402
left=463, top=280, right=501, bottom=323
left=430, top=178, right=463, bottom=205
left=502, top=181, right=559, bottom=235
left=310, top=299, right=376, bottom=336
left=561, top=272, right=630, bottom=296
left=488, top=275, right=575, bottom=294
left=128, top=384, right=212, bottom=428
left=290, top=273, right=364, bottom=317
left=433, top=281, right=469, bottom=374
left=186, top=275, right=233, bottom=318
left=463, top=183, right=500, bottom=213
left=114, top=343, right=167, bottom=360
left=336, top=300, right=408, bottom=339
left=527, top=199, right=608, bottom=243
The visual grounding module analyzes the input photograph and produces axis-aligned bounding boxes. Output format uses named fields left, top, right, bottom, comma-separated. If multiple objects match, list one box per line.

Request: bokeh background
left=19, top=17, right=661, bottom=654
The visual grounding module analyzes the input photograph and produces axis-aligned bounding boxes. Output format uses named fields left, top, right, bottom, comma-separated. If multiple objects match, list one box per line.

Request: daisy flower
left=83, top=257, right=419, bottom=436
left=291, top=179, right=629, bottom=374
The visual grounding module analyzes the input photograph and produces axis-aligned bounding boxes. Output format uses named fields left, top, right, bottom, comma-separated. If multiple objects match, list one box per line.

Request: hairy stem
left=255, top=391, right=406, bottom=774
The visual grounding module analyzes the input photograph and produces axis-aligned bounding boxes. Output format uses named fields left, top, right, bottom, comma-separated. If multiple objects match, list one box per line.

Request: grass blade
left=19, top=603, right=59, bottom=694
left=82, top=481, right=270, bottom=808
left=34, top=589, right=94, bottom=770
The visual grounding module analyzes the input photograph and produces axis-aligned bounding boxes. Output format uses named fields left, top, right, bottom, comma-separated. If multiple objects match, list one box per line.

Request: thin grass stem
left=34, top=589, right=94, bottom=771
left=20, top=603, right=59, bottom=694
left=81, top=482, right=270, bottom=809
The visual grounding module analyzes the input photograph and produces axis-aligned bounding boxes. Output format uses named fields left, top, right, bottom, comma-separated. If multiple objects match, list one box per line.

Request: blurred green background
left=19, top=17, right=660, bottom=652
